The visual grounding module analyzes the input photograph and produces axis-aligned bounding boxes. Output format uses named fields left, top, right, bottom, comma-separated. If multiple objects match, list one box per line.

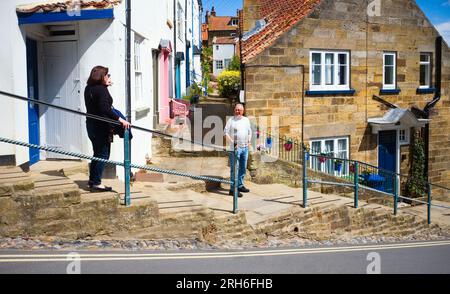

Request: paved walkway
left=28, top=160, right=450, bottom=229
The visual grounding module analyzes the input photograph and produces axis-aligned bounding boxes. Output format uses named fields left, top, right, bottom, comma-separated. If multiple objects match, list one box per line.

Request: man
left=224, top=103, right=252, bottom=197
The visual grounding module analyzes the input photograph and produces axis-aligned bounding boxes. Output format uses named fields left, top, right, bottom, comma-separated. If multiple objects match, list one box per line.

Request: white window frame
left=383, top=52, right=397, bottom=90
left=419, top=52, right=432, bottom=89
left=309, top=137, right=350, bottom=176
left=309, top=50, right=350, bottom=91
left=177, top=2, right=184, bottom=42
left=134, top=34, right=144, bottom=106
left=398, top=129, right=409, bottom=145
left=215, top=60, right=223, bottom=71
left=224, top=58, right=231, bottom=69
left=231, top=19, right=238, bottom=26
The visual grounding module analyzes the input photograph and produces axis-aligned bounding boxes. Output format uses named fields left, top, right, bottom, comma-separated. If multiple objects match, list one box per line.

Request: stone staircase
left=0, top=163, right=446, bottom=244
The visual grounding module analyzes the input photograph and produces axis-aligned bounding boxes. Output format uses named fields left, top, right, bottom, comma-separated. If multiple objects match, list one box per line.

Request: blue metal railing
left=303, top=150, right=450, bottom=224
left=0, top=90, right=240, bottom=213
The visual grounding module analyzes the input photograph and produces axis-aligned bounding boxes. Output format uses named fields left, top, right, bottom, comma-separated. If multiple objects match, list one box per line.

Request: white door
left=43, top=41, right=82, bottom=159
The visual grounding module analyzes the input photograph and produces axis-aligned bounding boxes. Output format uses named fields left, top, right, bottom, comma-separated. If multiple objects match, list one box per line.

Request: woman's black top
left=84, top=85, right=119, bottom=132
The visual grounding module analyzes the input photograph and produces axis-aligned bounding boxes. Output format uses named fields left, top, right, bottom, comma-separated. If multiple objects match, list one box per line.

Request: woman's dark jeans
left=86, top=121, right=111, bottom=186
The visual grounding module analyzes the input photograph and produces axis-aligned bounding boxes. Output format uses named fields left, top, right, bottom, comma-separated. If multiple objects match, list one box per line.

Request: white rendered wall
left=213, top=44, right=235, bottom=76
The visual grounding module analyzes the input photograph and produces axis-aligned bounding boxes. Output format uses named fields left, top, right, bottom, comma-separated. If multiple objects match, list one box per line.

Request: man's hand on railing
left=119, top=117, right=131, bottom=129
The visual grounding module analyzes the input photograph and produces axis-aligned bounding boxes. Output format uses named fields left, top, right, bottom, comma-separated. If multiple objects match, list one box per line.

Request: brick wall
left=244, top=0, right=450, bottom=190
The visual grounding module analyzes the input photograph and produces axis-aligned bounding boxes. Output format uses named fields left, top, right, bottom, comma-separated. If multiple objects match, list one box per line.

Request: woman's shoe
left=90, top=185, right=112, bottom=192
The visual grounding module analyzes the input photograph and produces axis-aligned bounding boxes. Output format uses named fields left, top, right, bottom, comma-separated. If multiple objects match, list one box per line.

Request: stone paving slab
left=27, top=160, right=450, bottom=230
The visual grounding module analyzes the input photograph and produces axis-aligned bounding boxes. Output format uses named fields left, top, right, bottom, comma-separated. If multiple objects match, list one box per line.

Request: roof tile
left=242, top=0, right=321, bottom=63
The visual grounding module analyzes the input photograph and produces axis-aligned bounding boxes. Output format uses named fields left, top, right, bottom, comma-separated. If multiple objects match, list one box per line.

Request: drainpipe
left=125, top=0, right=131, bottom=124
left=174, top=0, right=178, bottom=98
left=191, top=0, right=195, bottom=83
left=125, top=0, right=132, bottom=163
left=423, top=36, right=443, bottom=180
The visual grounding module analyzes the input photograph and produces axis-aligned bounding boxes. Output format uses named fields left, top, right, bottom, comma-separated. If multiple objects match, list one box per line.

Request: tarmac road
left=0, top=240, right=449, bottom=274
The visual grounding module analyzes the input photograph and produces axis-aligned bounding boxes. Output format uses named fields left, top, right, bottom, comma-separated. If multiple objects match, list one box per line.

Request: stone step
left=79, top=191, right=119, bottom=204
left=0, top=166, right=24, bottom=174
left=34, top=183, right=80, bottom=194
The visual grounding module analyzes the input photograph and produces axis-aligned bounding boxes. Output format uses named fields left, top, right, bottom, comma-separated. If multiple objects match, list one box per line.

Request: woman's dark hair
left=87, top=66, right=109, bottom=86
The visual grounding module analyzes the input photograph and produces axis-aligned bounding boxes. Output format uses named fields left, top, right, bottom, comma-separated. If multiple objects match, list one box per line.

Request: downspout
left=125, top=0, right=131, bottom=124
left=174, top=0, right=178, bottom=98
left=423, top=36, right=443, bottom=180
left=125, top=0, right=132, bottom=162
left=191, top=0, right=195, bottom=83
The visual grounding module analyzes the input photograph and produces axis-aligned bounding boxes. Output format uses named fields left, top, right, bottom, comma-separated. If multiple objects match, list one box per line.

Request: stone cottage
left=242, top=0, right=450, bottom=193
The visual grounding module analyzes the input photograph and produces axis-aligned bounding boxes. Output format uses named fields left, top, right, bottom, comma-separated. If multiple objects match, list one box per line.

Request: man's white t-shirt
left=224, top=116, right=252, bottom=149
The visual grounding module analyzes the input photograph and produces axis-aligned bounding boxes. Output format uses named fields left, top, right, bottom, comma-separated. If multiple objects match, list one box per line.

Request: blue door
left=175, top=61, right=181, bottom=99
left=378, top=130, right=397, bottom=193
left=26, top=38, right=40, bottom=165
left=185, top=45, right=190, bottom=88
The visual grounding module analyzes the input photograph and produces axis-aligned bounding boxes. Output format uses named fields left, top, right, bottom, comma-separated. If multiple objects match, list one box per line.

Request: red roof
left=209, top=16, right=238, bottom=32
left=213, top=37, right=237, bottom=45
left=242, top=0, right=321, bottom=63
left=16, top=0, right=122, bottom=14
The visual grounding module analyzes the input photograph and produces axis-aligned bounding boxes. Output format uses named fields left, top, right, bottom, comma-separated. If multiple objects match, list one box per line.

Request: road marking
left=0, top=240, right=449, bottom=263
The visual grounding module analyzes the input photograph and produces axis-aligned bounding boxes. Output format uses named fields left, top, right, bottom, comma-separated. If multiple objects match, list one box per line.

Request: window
left=310, top=50, right=350, bottom=90
left=224, top=59, right=231, bottom=69
left=215, top=60, right=223, bottom=70
left=399, top=129, right=409, bottom=145
left=231, top=19, right=238, bottom=26
left=134, top=34, right=144, bottom=104
left=420, top=53, right=432, bottom=88
left=216, top=45, right=219, bottom=51
left=383, top=52, right=396, bottom=89
left=177, top=3, right=184, bottom=42
left=310, top=137, right=349, bottom=176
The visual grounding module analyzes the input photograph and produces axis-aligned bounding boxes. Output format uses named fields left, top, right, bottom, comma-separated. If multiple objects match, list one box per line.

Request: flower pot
left=318, top=156, right=326, bottom=163
left=335, top=162, right=343, bottom=172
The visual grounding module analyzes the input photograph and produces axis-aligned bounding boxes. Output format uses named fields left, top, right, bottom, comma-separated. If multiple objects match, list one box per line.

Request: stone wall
left=244, top=0, right=450, bottom=190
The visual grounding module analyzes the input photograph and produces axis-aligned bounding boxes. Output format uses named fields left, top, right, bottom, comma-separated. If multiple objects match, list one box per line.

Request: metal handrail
left=0, top=90, right=240, bottom=212
left=0, top=90, right=227, bottom=152
left=303, top=151, right=449, bottom=224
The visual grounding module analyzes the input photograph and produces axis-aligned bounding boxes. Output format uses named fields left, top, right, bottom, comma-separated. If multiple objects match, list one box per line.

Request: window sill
left=416, top=87, right=436, bottom=94
left=306, top=89, right=356, bottom=96
left=380, top=89, right=401, bottom=95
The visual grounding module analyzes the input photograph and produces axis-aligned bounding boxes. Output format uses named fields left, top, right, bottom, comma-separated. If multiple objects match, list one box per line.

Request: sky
left=201, top=0, right=450, bottom=43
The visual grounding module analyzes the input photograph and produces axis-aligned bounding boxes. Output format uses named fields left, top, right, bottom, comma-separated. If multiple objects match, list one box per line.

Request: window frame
left=309, top=50, right=350, bottom=91
left=177, top=2, right=184, bottom=42
left=134, top=34, right=144, bottom=105
left=419, top=52, right=432, bottom=89
left=383, top=52, right=397, bottom=90
left=398, top=129, right=409, bottom=145
left=215, top=60, right=223, bottom=71
left=309, top=136, right=350, bottom=176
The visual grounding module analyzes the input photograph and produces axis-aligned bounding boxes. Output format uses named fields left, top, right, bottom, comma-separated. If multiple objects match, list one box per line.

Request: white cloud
left=436, top=21, right=450, bottom=45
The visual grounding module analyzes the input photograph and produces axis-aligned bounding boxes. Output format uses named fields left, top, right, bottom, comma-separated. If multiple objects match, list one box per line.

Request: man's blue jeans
left=229, top=146, right=249, bottom=190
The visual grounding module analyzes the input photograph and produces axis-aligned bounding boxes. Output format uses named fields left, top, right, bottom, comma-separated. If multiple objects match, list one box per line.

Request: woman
left=84, top=66, right=131, bottom=192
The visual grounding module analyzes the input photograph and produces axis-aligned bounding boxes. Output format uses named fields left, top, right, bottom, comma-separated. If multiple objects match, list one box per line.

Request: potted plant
left=334, top=159, right=343, bottom=172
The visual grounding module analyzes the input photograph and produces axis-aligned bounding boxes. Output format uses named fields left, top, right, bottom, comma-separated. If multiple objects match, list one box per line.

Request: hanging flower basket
left=266, top=137, right=273, bottom=149
left=334, top=160, right=343, bottom=172
left=349, top=163, right=355, bottom=173
left=318, top=153, right=327, bottom=163
left=284, top=139, right=293, bottom=152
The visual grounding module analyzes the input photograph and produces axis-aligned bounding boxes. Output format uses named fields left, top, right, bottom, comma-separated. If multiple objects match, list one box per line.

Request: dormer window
left=231, top=19, right=238, bottom=26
